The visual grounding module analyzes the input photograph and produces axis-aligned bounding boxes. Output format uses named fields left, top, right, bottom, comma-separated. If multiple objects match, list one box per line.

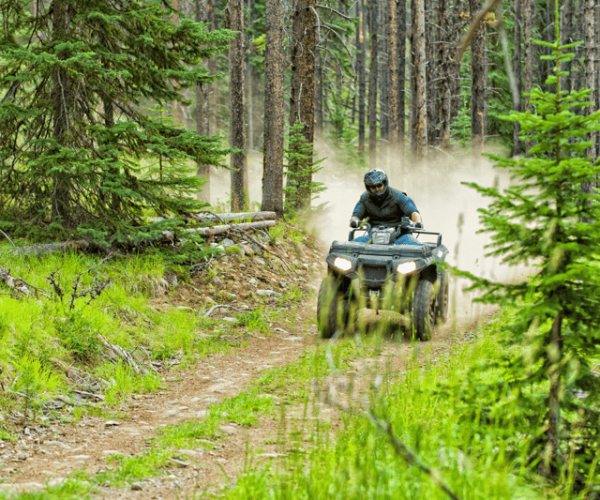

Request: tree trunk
left=513, top=0, right=522, bottom=156
left=469, top=0, right=487, bottom=155
left=540, top=0, right=556, bottom=91
left=559, top=0, right=574, bottom=93
left=544, top=313, right=562, bottom=477
left=413, top=0, right=428, bottom=158
left=196, top=0, right=211, bottom=203
left=208, top=0, right=217, bottom=135
left=437, top=0, right=452, bottom=150
left=584, top=0, right=597, bottom=166
left=261, top=0, right=285, bottom=218
left=596, top=0, right=600, bottom=160
left=358, top=0, right=366, bottom=159
left=523, top=0, right=533, bottom=154
left=450, top=0, right=463, bottom=124
left=379, top=0, right=389, bottom=164
left=315, top=47, right=323, bottom=141
left=368, top=0, right=379, bottom=167
left=397, top=0, right=407, bottom=155
left=287, top=0, right=317, bottom=210
left=229, top=0, right=246, bottom=211
left=426, top=1, right=437, bottom=146
left=170, top=0, right=185, bottom=127
left=388, top=0, right=399, bottom=150
left=51, top=0, right=73, bottom=225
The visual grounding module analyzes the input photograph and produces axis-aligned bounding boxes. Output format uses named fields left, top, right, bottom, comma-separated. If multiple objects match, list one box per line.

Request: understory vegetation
left=227, top=313, right=592, bottom=500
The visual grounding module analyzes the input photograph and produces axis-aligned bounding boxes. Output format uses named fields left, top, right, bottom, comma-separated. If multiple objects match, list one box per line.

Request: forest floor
left=0, top=230, right=485, bottom=500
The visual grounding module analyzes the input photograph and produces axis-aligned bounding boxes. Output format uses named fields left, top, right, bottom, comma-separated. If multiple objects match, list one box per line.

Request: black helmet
left=364, top=169, right=389, bottom=199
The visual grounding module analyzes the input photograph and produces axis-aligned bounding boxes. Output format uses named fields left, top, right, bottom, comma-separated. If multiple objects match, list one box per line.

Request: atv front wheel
left=317, top=276, right=348, bottom=339
left=436, top=271, right=449, bottom=322
left=412, top=279, right=436, bottom=341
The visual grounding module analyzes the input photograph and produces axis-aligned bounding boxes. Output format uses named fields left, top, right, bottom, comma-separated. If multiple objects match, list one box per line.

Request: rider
left=349, top=169, right=423, bottom=245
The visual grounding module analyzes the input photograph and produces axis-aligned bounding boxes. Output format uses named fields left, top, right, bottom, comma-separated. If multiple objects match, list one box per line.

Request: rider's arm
left=410, top=212, right=422, bottom=223
left=350, top=196, right=367, bottom=225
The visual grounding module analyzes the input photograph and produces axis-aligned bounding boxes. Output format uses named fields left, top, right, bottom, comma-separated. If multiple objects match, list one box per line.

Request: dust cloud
left=308, top=142, right=533, bottom=320
left=208, top=143, right=533, bottom=321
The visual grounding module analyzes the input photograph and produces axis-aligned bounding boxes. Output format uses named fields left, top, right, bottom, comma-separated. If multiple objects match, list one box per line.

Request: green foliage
left=458, top=37, right=600, bottom=479
left=284, top=122, right=326, bottom=216
left=0, top=1, right=234, bottom=243
left=225, top=332, right=557, bottom=500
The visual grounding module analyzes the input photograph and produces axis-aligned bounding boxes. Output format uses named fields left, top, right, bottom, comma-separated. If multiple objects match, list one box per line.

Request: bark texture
left=413, top=0, right=428, bottom=158
left=196, top=0, right=211, bottom=202
left=513, top=0, right=522, bottom=156
left=437, top=0, right=452, bottom=149
left=397, top=0, right=406, bottom=154
left=584, top=0, right=597, bottom=166
left=368, top=0, right=379, bottom=167
left=287, top=0, right=317, bottom=209
left=469, top=0, right=488, bottom=154
left=358, top=0, right=366, bottom=158
left=51, top=0, right=73, bottom=224
left=379, top=0, right=389, bottom=163
left=229, top=0, right=246, bottom=211
left=261, top=0, right=285, bottom=217
left=387, top=0, right=399, bottom=149
left=523, top=0, right=533, bottom=153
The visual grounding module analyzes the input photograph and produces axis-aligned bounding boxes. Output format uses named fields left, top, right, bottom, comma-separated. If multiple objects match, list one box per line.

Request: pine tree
left=461, top=32, right=600, bottom=477
left=0, top=0, right=232, bottom=241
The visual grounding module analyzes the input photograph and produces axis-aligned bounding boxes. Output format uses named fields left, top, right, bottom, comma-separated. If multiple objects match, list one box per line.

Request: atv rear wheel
left=436, top=271, right=449, bottom=322
left=317, top=276, right=348, bottom=339
left=412, top=279, right=436, bottom=341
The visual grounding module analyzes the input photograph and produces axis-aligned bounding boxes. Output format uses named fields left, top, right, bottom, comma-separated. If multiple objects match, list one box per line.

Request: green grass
left=91, top=340, right=367, bottom=486
left=0, top=250, right=250, bottom=410
left=0, top=476, right=94, bottom=500
left=221, top=321, right=591, bottom=500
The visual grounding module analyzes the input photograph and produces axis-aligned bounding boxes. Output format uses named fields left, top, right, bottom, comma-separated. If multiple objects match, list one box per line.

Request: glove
left=350, top=219, right=360, bottom=228
left=415, top=222, right=424, bottom=229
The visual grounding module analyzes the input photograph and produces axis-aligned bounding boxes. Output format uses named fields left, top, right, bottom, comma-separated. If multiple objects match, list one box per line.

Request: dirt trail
left=0, top=233, right=488, bottom=499
left=0, top=315, right=485, bottom=500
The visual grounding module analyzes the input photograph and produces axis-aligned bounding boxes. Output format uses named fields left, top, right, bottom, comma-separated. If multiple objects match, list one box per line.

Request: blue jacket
left=351, top=187, right=419, bottom=226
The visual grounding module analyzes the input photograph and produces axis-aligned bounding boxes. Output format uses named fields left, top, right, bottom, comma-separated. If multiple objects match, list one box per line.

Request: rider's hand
left=415, top=222, right=424, bottom=229
left=350, top=219, right=360, bottom=228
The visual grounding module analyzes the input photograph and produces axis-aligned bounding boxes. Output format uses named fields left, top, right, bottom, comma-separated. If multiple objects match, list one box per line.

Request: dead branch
left=317, top=387, right=462, bottom=500
left=98, top=334, right=148, bottom=375
left=320, top=334, right=462, bottom=500
left=203, top=304, right=252, bottom=318
left=0, top=229, right=15, bottom=248
left=72, top=389, right=105, bottom=401
left=456, top=0, right=502, bottom=60
left=0, top=265, right=45, bottom=297
left=68, top=255, right=112, bottom=309
left=204, top=304, right=233, bottom=317
left=50, top=357, right=81, bottom=380
left=364, top=408, right=462, bottom=500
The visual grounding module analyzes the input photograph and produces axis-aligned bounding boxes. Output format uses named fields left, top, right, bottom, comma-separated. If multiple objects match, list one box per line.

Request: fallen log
left=0, top=266, right=34, bottom=296
left=190, top=211, right=277, bottom=224
left=10, top=240, right=110, bottom=257
left=179, top=220, right=276, bottom=237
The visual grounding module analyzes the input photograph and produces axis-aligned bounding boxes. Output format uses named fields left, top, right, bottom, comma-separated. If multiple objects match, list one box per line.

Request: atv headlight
left=397, top=261, right=417, bottom=274
left=333, top=257, right=353, bottom=272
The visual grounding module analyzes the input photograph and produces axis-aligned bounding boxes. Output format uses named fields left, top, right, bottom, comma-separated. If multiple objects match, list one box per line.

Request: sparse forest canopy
left=0, top=0, right=233, bottom=242
left=2, top=0, right=600, bottom=233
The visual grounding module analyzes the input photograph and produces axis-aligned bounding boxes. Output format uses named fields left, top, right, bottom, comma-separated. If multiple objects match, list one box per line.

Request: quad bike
left=317, top=217, right=449, bottom=340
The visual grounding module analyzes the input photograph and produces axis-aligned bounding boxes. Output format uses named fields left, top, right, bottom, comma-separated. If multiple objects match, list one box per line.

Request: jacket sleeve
left=351, top=194, right=368, bottom=219
left=395, top=192, right=419, bottom=216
